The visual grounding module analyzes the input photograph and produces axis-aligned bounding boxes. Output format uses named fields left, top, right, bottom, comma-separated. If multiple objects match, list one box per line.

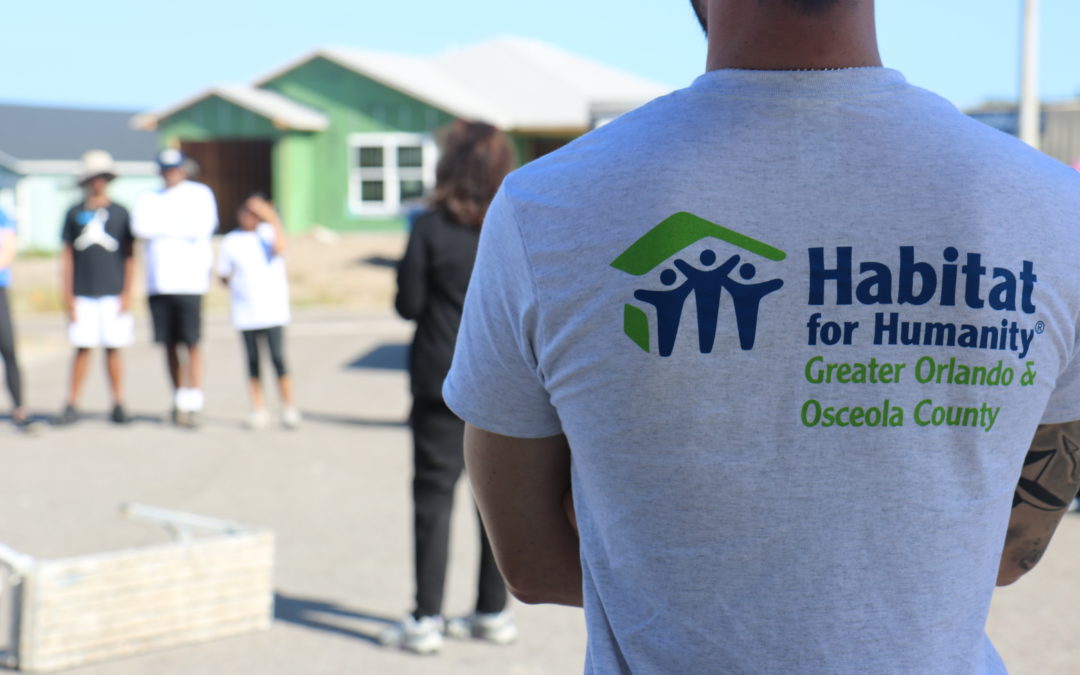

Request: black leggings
left=0, top=287, right=23, bottom=408
left=241, top=326, right=287, bottom=379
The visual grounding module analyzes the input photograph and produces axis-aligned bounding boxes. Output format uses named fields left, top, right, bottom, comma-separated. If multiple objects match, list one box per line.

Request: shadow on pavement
left=346, top=343, right=407, bottom=371
left=300, top=411, right=406, bottom=429
left=51, top=411, right=166, bottom=426
left=37, top=411, right=246, bottom=431
left=356, top=254, right=399, bottom=269
left=274, top=592, right=395, bottom=645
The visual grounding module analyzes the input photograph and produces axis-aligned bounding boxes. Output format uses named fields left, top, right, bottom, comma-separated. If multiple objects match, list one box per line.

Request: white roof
left=315, top=46, right=502, bottom=124
left=134, top=85, right=329, bottom=132
left=260, top=36, right=671, bottom=132
left=433, top=37, right=670, bottom=130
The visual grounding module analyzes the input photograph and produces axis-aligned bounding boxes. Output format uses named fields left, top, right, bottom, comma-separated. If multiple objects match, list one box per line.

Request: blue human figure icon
left=673, top=250, right=741, bottom=354
left=723, top=262, right=784, bottom=350
left=633, top=267, right=695, bottom=357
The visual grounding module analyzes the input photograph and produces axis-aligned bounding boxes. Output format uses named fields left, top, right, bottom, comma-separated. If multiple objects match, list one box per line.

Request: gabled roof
left=254, top=36, right=670, bottom=132
left=321, top=46, right=506, bottom=124
left=432, top=37, right=669, bottom=130
left=133, top=85, right=330, bottom=132
left=0, top=103, right=157, bottom=163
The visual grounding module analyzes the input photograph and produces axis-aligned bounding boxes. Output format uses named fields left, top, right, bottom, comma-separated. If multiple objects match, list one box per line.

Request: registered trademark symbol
left=1035, top=321, right=1046, bottom=334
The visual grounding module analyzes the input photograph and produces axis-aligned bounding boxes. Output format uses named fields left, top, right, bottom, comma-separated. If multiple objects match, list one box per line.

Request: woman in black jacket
left=383, top=121, right=517, bottom=655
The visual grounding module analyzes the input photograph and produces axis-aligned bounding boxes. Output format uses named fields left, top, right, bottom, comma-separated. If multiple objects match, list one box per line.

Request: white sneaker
left=445, top=610, right=518, bottom=645
left=282, top=407, right=302, bottom=430
left=247, top=409, right=270, bottom=430
left=378, top=615, right=444, bottom=655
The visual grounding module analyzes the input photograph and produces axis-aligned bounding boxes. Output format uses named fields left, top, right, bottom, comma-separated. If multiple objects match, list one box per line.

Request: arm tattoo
left=999, top=421, right=1080, bottom=583
left=1013, top=421, right=1080, bottom=511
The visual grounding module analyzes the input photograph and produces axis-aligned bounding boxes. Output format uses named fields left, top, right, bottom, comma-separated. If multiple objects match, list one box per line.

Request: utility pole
left=1019, top=0, right=1041, bottom=149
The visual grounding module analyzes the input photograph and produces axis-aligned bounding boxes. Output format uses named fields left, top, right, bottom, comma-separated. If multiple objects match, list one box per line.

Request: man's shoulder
left=177, top=180, right=215, bottom=198
left=503, top=87, right=686, bottom=194
left=950, top=114, right=1080, bottom=203
left=108, top=201, right=131, bottom=215
left=895, top=85, right=1079, bottom=185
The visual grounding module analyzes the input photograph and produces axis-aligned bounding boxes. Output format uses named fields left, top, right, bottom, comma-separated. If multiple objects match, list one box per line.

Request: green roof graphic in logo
left=612, top=212, right=787, bottom=354
left=612, top=212, right=786, bottom=276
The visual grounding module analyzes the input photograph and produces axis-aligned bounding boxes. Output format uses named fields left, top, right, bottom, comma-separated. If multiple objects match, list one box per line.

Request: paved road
left=0, top=310, right=585, bottom=674
left=0, top=309, right=1077, bottom=674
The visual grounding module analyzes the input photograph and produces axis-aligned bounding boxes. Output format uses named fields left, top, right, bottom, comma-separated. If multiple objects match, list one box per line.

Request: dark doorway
left=524, top=137, right=574, bottom=162
left=180, top=139, right=272, bottom=233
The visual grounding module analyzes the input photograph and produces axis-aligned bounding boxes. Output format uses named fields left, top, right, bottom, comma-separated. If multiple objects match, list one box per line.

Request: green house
left=134, top=37, right=667, bottom=233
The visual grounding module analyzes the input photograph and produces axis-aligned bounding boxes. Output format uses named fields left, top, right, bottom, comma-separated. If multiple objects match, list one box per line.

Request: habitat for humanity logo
left=611, top=212, right=786, bottom=357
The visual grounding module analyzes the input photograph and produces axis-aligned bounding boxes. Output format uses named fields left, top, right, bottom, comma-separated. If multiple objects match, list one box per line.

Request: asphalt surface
left=0, top=309, right=1077, bottom=674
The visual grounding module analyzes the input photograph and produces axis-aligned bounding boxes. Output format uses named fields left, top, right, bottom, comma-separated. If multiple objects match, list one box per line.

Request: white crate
left=0, top=505, right=274, bottom=672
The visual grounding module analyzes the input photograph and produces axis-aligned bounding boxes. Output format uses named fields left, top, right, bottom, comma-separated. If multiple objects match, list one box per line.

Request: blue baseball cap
left=156, top=148, right=186, bottom=170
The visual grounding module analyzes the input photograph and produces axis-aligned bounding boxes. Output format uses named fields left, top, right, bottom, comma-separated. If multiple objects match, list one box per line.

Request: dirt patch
left=7, top=230, right=408, bottom=315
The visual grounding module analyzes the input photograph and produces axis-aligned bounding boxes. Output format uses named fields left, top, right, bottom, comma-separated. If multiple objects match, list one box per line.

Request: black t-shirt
left=62, top=202, right=134, bottom=297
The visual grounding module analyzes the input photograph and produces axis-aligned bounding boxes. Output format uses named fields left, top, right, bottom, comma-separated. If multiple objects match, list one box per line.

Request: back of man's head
left=691, top=0, right=845, bottom=32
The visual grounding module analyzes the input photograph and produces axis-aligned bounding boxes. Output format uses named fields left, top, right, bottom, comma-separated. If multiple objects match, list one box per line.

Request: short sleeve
left=201, top=185, right=219, bottom=234
left=216, top=236, right=234, bottom=277
left=116, top=205, right=134, bottom=246
left=1042, top=333, right=1080, bottom=423
left=443, top=189, right=562, bottom=438
left=61, top=208, right=77, bottom=245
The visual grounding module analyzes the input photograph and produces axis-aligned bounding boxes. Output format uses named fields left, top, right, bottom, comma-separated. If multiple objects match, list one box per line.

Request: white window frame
left=347, top=132, right=437, bottom=216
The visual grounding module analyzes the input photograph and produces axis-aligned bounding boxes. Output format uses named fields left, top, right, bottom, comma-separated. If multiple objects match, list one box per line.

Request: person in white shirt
left=217, top=194, right=299, bottom=430
left=132, top=149, right=217, bottom=427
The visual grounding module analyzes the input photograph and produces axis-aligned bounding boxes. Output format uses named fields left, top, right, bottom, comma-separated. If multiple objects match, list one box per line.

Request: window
left=348, top=133, right=436, bottom=216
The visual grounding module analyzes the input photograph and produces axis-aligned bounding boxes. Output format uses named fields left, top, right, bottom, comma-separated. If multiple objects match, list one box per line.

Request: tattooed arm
left=998, top=421, right=1080, bottom=586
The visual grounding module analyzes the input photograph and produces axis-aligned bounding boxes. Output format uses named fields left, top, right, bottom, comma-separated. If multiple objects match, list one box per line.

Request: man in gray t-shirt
left=444, top=1, right=1080, bottom=673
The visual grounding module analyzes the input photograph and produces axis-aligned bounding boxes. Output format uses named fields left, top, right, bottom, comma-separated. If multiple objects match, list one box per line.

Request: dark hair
left=432, top=121, right=515, bottom=228
left=690, top=0, right=844, bottom=32
left=786, top=0, right=843, bottom=13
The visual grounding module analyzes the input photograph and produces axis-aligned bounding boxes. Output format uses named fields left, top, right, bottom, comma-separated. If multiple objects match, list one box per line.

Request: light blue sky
left=3, top=0, right=1077, bottom=112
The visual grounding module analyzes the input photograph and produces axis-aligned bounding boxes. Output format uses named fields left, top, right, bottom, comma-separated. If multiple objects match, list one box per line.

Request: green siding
left=155, top=56, right=589, bottom=234
left=274, top=133, right=316, bottom=234
left=262, top=57, right=455, bottom=231
left=159, top=96, right=280, bottom=144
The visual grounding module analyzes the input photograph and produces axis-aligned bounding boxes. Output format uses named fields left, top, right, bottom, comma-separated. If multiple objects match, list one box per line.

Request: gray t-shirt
left=444, top=68, right=1080, bottom=674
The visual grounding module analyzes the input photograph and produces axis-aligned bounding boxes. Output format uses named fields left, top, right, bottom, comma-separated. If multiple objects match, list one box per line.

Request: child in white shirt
left=217, top=195, right=299, bottom=429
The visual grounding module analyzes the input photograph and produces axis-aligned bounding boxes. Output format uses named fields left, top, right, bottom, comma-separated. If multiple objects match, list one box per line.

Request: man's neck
left=84, top=192, right=110, bottom=209
left=704, top=0, right=881, bottom=72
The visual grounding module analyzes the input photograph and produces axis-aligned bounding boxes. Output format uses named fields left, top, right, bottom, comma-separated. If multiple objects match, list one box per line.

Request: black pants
left=0, top=288, right=23, bottom=408
left=411, top=397, right=507, bottom=618
left=241, top=326, right=287, bottom=379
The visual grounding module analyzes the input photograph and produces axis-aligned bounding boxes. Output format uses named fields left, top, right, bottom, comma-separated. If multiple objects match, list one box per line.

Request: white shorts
left=69, top=296, right=134, bottom=348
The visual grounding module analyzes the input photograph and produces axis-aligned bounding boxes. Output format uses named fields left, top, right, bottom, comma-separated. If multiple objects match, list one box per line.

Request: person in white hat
left=55, top=150, right=135, bottom=425
left=132, top=148, right=218, bottom=428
